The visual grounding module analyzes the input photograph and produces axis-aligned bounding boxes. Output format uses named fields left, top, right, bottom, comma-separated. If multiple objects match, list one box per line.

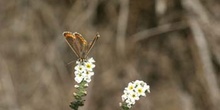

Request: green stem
left=69, top=81, right=88, bottom=110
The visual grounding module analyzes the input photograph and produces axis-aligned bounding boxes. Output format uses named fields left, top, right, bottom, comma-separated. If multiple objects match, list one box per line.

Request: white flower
left=144, top=84, right=150, bottom=93
left=84, top=62, right=95, bottom=71
left=85, top=71, right=94, bottom=77
left=75, top=64, right=86, bottom=72
left=74, top=70, right=85, bottom=76
left=125, top=96, right=135, bottom=105
left=126, top=82, right=135, bottom=92
left=135, top=86, right=146, bottom=96
left=133, top=80, right=150, bottom=93
left=74, top=73, right=84, bottom=83
left=127, top=103, right=132, bottom=108
left=133, top=80, right=143, bottom=87
left=128, top=91, right=139, bottom=101
left=75, top=70, right=87, bottom=83
left=88, top=57, right=95, bottom=63
left=84, top=76, right=92, bottom=83
left=122, top=94, right=127, bottom=102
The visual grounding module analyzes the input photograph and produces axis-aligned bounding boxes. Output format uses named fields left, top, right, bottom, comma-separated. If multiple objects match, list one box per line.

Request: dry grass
left=0, top=0, right=220, bottom=110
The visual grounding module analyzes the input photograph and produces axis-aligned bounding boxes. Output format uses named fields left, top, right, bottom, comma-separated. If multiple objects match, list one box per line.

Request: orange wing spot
left=74, top=32, right=87, bottom=45
left=63, top=32, right=76, bottom=39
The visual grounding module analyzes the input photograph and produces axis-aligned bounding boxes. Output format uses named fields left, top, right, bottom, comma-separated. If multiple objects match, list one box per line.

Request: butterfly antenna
left=67, top=60, right=75, bottom=65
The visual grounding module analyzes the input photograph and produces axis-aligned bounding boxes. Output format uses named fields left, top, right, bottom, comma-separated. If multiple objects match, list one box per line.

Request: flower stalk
left=69, top=58, right=95, bottom=110
left=68, top=57, right=150, bottom=110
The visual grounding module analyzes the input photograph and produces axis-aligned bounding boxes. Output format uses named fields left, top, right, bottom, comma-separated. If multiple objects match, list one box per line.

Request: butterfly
left=63, top=31, right=100, bottom=60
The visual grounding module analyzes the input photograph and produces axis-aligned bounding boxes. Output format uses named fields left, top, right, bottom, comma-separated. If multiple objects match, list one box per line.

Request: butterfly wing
left=63, top=31, right=82, bottom=58
left=63, top=31, right=99, bottom=59
left=74, top=32, right=88, bottom=59
left=85, top=33, right=100, bottom=58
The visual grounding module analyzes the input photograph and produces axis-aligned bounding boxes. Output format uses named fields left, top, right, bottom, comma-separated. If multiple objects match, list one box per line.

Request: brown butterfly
left=63, top=31, right=100, bottom=60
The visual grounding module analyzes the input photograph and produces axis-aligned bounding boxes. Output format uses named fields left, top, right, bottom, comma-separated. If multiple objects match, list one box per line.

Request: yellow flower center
left=129, top=86, right=133, bottom=90
left=86, top=64, right=91, bottom=68
left=138, top=88, right=142, bottom=93
left=132, top=94, right=136, bottom=98
left=79, top=67, right=82, bottom=70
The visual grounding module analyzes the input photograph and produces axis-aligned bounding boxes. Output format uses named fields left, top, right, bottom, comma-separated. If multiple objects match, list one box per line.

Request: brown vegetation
left=0, top=0, right=220, bottom=110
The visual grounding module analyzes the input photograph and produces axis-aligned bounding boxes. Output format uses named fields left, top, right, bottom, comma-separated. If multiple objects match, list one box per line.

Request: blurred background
left=0, top=0, right=220, bottom=110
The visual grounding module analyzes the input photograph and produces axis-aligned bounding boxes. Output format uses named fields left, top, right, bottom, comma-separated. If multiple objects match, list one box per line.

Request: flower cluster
left=74, top=57, right=95, bottom=84
left=121, top=80, right=150, bottom=109
left=70, top=57, right=96, bottom=110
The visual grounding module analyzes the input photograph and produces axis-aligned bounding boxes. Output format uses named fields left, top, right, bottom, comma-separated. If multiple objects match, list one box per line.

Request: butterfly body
left=63, top=31, right=100, bottom=60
